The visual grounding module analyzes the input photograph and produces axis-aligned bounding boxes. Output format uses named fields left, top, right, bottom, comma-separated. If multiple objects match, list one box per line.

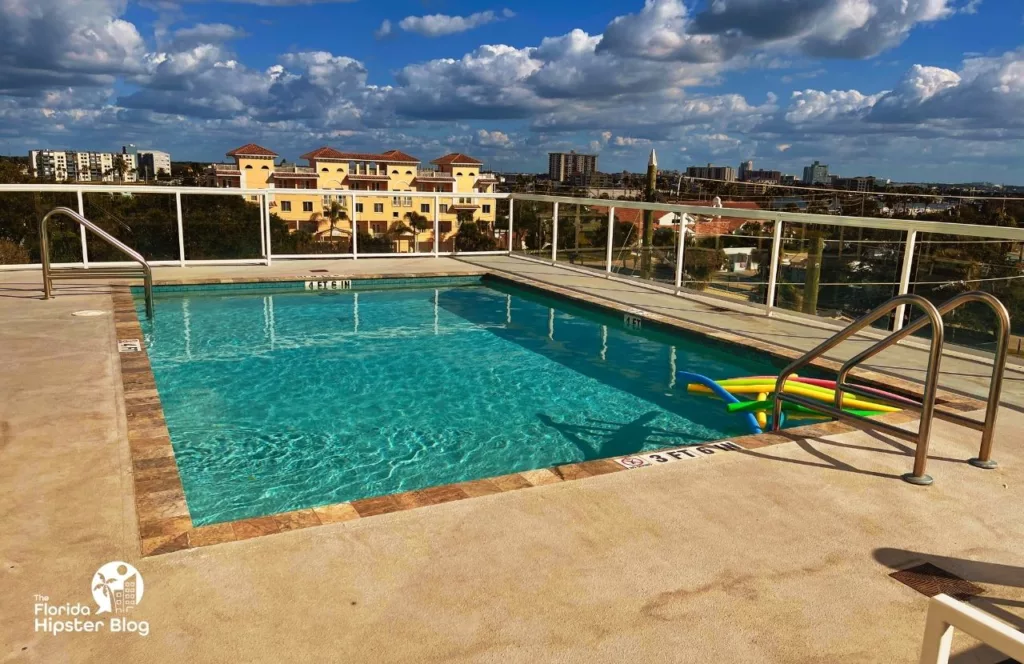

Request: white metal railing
left=0, top=184, right=510, bottom=268
left=918, top=594, right=1024, bottom=664
left=505, top=193, right=1024, bottom=343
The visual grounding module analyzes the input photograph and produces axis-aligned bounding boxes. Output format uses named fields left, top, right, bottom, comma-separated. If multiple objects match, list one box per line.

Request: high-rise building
left=136, top=150, right=172, bottom=179
left=685, top=163, right=736, bottom=182
left=739, top=160, right=753, bottom=179
left=548, top=151, right=597, bottom=182
left=802, top=160, right=829, bottom=185
left=28, top=149, right=139, bottom=182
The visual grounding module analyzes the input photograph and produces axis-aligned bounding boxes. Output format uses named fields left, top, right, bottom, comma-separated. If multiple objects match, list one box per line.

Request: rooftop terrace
left=1, top=188, right=1023, bottom=662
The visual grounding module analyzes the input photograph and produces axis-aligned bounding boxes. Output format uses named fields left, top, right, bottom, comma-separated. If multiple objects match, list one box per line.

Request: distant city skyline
left=1, top=0, right=1021, bottom=184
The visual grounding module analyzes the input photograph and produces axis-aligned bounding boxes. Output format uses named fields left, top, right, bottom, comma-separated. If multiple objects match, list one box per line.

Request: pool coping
left=111, top=275, right=986, bottom=557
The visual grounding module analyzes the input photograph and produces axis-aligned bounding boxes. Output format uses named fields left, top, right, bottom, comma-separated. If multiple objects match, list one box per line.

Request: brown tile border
left=145, top=270, right=486, bottom=287
left=110, top=270, right=968, bottom=557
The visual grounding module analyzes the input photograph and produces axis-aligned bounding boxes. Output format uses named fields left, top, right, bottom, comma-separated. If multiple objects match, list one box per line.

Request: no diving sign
left=616, top=441, right=741, bottom=469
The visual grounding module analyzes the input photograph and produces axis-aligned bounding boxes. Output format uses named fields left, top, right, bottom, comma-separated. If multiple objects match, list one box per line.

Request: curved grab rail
left=40, top=206, right=154, bottom=319
left=836, top=291, right=1010, bottom=468
left=771, top=294, right=944, bottom=484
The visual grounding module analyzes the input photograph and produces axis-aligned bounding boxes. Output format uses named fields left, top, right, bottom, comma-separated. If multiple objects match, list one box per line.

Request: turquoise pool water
left=140, top=278, right=784, bottom=525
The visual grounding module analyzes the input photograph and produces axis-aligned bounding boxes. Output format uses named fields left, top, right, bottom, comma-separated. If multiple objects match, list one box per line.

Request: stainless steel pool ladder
left=770, top=292, right=1010, bottom=485
left=40, top=207, right=154, bottom=319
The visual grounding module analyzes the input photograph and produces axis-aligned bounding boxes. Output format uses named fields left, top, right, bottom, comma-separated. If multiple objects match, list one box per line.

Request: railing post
left=507, top=198, right=514, bottom=254
left=76, top=189, right=89, bottom=268
left=605, top=207, right=615, bottom=274
left=894, top=229, right=918, bottom=331
left=264, top=194, right=273, bottom=266
left=674, top=212, right=686, bottom=292
left=551, top=201, right=559, bottom=263
left=765, top=217, right=784, bottom=314
left=433, top=195, right=440, bottom=256
left=175, top=192, right=185, bottom=267
left=258, top=193, right=266, bottom=259
left=351, top=193, right=358, bottom=259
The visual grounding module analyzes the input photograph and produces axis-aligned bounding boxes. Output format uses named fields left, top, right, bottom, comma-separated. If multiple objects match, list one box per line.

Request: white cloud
left=396, top=9, right=514, bottom=38
left=475, top=129, right=513, bottom=147
left=374, top=20, right=392, bottom=40
left=168, top=23, right=248, bottom=51
left=776, top=143, right=792, bottom=151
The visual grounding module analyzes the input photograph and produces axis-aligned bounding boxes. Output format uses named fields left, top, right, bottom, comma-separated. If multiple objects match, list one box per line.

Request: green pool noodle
left=726, top=399, right=887, bottom=418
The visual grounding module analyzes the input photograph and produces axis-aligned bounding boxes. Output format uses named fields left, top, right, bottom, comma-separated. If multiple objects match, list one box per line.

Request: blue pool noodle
left=677, top=371, right=763, bottom=435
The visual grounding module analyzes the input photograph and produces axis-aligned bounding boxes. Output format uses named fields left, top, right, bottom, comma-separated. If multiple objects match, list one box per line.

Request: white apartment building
left=137, top=150, right=171, bottom=179
left=29, top=149, right=140, bottom=183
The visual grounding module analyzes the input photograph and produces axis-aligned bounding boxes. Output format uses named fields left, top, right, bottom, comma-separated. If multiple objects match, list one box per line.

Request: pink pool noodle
left=789, top=377, right=919, bottom=406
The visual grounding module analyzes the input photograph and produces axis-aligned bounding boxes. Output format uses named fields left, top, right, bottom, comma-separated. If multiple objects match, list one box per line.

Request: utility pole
left=641, top=149, right=657, bottom=278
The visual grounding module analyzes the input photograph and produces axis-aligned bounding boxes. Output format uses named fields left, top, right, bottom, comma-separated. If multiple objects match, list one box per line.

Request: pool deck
left=2, top=257, right=1023, bottom=663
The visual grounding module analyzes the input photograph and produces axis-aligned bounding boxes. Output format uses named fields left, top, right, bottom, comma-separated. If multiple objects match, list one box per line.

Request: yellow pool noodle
left=687, top=382, right=900, bottom=413
left=755, top=392, right=768, bottom=429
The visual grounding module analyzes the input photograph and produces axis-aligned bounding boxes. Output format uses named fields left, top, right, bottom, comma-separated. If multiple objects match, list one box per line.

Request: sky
left=0, top=0, right=1022, bottom=183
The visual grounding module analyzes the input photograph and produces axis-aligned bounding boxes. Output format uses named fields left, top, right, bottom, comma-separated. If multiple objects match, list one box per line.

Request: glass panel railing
left=181, top=193, right=262, bottom=260
left=554, top=203, right=607, bottom=272
left=511, top=199, right=547, bottom=259
left=272, top=193, right=353, bottom=256
left=607, top=208, right=675, bottom=287
left=0, top=191, right=81, bottom=265
left=772, top=223, right=904, bottom=327
left=83, top=191, right=179, bottom=262
left=690, top=220, right=773, bottom=306
left=909, top=234, right=1024, bottom=361
left=453, top=196, right=503, bottom=254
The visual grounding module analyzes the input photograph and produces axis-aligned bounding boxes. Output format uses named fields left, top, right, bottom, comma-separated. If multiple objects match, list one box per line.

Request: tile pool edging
left=131, top=273, right=486, bottom=294
left=113, top=273, right=972, bottom=557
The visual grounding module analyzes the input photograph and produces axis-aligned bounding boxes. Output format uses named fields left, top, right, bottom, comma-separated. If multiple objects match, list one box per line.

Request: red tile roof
left=378, top=149, right=420, bottom=163
left=431, top=152, right=483, bottom=166
left=691, top=219, right=751, bottom=237
left=300, top=147, right=420, bottom=163
left=226, top=143, right=278, bottom=158
left=300, top=146, right=350, bottom=161
left=590, top=206, right=674, bottom=226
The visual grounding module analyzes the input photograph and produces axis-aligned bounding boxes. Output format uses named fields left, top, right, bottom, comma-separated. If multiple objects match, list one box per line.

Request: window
left=262, top=165, right=269, bottom=170
left=372, top=222, right=386, bottom=235
left=482, top=205, right=491, bottom=214
left=245, top=165, right=253, bottom=170
left=469, top=172, right=476, bottom=177
left=439, top=204, right=449, bottom=214
left=456, top=172, right=463, bottom=176
left=336, top=168, right=343, bottom=172
left=373, top=203, right=384, bottom=213
left=355, top=203, right=364, bottom=213
left=281, top=201, right=292, bottom=212
left=420, top=204, right=430, bottom=213
left=321, top=167, right=329, bottom=172
left=393, top=212, right=398, bottom=218
left=391, top=170, right=399, bottom=175
left=439, top=221, right=452, bottom=233
left=405, top=170, right=413, bottom=175
left=303, top=201, right=314, bottom=212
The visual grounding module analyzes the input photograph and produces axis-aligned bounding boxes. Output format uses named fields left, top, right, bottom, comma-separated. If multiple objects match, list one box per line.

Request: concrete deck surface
left=461, top=255, right=1024, bottom=411
left=2, top=259, right=1022, bottom=663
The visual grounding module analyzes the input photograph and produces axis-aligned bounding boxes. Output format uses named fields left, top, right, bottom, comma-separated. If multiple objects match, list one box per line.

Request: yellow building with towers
left=205, top=143, right=500, bottom=252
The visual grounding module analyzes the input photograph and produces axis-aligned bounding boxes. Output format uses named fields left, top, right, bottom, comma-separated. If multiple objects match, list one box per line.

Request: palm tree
left=324, top=199, right=349, bottom=245
left=403, top=211, right=431, bottom=253
left=107, top=155, right=128, bottom=184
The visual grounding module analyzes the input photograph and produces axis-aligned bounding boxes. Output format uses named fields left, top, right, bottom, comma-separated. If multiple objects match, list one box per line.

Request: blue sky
left=1, top=0, right=1022, bottom=182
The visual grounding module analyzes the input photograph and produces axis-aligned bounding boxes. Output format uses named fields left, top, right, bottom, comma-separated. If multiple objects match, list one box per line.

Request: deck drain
left=889, top=563, right=985, bottom=601
left=72, top=310, right=107, bottom=317
left=309, top=269, right=330, bottom=273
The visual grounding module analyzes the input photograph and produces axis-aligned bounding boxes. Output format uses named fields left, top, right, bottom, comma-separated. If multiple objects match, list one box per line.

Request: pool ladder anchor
left=770, top=292, right=1010, bottom=485
left=40, top=206, right=154, bottom=319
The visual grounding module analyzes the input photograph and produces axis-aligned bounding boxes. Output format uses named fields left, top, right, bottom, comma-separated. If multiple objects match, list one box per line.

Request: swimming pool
left=140, top=277, right=786, bottom=525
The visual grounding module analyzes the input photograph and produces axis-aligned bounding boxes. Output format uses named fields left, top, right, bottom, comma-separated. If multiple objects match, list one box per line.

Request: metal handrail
left=40, top=207, right=154, bottom=319
left=770, top=294, right=945, bottom=485
left=836, top=291, right=1010, bottom=470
